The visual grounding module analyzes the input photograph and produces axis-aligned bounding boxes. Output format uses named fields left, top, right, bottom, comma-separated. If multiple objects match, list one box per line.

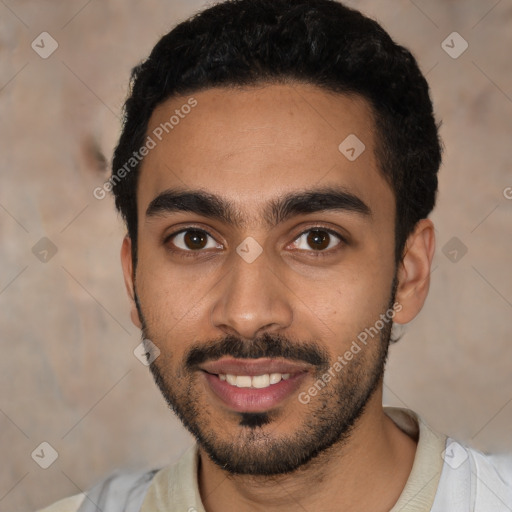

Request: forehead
left=137, top=84, right=393, bottom=223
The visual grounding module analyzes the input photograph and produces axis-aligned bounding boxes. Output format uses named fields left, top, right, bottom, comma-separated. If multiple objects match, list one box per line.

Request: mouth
left=216, top=371, right=292, bottom=388
left=199, top=358, right=311, bottom=413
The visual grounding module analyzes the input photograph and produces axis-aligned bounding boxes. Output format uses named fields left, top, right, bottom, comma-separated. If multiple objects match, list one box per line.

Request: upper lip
left=199, top=357, right=311, bottom=376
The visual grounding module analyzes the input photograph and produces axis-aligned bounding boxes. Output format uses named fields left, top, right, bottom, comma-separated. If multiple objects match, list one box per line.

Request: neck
left=198, top=389, right=417, bottom=512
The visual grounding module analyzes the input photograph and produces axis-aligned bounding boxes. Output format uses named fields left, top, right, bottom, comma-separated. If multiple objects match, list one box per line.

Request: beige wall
left=1, top=0, right=511, bottom=510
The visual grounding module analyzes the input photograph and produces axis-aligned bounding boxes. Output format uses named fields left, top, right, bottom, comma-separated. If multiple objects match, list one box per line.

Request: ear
left=121, top=235, right=142, bottom=329
left=393, top=218, right=436, bottom=325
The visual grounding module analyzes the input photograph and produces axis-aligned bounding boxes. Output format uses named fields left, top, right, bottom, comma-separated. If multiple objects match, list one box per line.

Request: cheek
left=135, top=263, right=213, bottom=358
left=315, top=266, right=394, bottom=337
left=135, top=254, right=209, bottom=324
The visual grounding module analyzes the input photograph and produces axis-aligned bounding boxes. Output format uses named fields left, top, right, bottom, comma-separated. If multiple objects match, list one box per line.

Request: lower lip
left=202, top=371, right=308, bottom=413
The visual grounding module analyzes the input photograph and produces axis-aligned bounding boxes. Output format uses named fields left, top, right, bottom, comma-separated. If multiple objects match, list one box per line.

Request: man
left=40, top=0, right=512, bottom=510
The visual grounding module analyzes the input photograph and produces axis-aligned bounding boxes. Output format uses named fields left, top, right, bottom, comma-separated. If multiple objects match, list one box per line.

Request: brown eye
left=306, top=230, right=331, bottom=250
left=168, top=229, right=222, bottom=252
left=291, top=228, right=342, bottom=252
left=183, top=230, right=208, bottom=250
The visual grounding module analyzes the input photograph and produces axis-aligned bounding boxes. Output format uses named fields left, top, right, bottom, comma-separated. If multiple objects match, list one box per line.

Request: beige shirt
left=38, top=407, right=447, bottom=512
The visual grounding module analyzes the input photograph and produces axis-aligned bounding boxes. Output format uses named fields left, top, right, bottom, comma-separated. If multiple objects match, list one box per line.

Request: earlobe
left=393, top=219, right=436, bottom=325
left=120, top=236, right=142, bottom=329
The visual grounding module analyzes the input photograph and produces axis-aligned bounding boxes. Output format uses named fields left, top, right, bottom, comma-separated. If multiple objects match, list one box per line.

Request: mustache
left=184, top=333, right=330, bottom=371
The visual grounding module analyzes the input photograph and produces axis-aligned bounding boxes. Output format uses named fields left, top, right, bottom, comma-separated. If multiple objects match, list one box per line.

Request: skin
left=121, top=83, right=435, bottom=511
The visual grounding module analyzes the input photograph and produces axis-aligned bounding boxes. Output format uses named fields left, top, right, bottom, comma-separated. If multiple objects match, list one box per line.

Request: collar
left=141, top=407, right=447, bottom=512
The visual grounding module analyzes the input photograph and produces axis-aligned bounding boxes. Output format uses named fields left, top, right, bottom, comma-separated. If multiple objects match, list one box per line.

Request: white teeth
left=252, top=374, right=270, bottom=388
left=269, top=372, right=282, bottom=384
left=218, top=372, right=291, bottom=388
left=235, top=375, right=252, bottom=388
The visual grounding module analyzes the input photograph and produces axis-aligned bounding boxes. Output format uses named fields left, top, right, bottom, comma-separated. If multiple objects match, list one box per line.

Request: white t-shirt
left=37, top=407, right=512, bottom=511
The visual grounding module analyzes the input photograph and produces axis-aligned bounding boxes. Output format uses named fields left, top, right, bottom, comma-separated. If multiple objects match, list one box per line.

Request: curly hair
left=111, top=0, right=442, bottom=267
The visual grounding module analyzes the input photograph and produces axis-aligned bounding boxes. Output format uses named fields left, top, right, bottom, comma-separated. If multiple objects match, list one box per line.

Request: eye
left=167, top=229, right=222, bottom=252
left=290, top=228, right=343, bottom=252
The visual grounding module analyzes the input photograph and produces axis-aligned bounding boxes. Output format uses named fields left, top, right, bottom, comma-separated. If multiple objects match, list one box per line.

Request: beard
left=135, top=288, right=395, bottom=477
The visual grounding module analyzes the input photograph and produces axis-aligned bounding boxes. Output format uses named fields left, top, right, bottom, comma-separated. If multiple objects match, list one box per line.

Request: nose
left=210, top=250, right=293, bottom=340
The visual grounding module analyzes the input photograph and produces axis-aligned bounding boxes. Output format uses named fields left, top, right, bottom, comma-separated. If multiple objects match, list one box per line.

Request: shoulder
left=36, top=493, right=85, bottom=512
left=477, top=451, right=512, bottom=482
left=433, top=439, right=512, bottom=511
left=459, top=442, right=512, bottom=484
left=36, top=468, right=159, bottom=512
left=467, top=446, right=512, bottom=491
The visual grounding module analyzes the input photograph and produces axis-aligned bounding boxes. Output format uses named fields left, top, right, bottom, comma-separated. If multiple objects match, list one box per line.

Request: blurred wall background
left=1, top=0, right=511, bottom=510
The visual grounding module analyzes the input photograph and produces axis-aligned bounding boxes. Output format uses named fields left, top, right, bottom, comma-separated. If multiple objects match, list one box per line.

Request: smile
left=218, top=372, right=291, bottom=389
left=198, top=357, right=312, bottom=412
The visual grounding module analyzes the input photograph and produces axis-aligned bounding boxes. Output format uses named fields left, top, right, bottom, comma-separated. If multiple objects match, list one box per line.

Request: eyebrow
left=145, top=186, right=372, bottom=228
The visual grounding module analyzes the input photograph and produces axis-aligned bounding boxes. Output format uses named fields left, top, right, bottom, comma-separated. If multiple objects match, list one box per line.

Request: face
left=122, top=84, right=406, bottom=476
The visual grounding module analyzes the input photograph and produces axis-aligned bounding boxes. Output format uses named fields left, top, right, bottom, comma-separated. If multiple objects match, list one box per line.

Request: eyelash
left=163, top=225, right=347, bottom=258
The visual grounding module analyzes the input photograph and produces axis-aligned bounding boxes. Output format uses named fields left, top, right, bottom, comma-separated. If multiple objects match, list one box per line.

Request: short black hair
left=111, top=0, right=442, bottom=267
